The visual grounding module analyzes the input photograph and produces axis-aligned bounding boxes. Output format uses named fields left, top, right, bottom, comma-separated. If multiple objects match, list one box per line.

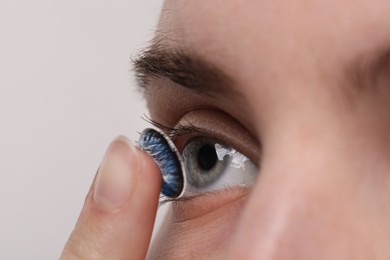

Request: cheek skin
left=147, top=194, right=247, bottom=260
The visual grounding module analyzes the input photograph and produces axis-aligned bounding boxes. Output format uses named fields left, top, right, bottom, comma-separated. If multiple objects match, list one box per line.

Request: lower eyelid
left=170, top=187, right=250, bottom=223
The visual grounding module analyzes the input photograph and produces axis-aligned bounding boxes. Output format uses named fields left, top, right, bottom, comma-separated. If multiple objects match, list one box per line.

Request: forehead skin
left=146, top=1, right=390, bottom=259
left=158, top=0, right=390, bottom=127
left=160, top=0, right=390, bottom=81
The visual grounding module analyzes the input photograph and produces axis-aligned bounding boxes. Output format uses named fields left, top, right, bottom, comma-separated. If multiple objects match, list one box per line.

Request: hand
left=61, top=137, right=161, bottom=259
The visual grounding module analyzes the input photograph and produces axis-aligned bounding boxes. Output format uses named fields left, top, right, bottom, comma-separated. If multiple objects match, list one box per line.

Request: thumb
left=61, top=137, right=161, bottom=260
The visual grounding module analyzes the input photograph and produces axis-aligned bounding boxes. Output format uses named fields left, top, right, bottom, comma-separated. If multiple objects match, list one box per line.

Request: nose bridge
left=227, top=138, right=360, bottom=259
left=246, top=175, right=334, bottom=258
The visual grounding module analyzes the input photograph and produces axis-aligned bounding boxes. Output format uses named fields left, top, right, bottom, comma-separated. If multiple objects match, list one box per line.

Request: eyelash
left=142, top=114, right=203, bottom=140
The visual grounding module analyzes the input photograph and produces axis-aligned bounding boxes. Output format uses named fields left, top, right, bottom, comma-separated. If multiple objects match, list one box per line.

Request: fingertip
left=93, top=137, right=140, bottom=211
left=137, top=149, right=163, bottom=194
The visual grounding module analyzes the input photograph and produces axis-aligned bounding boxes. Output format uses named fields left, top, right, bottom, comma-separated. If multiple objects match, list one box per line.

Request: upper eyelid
left=143, top=110, right=261, bottom=165
left=143, top=116, right=239, bottom=156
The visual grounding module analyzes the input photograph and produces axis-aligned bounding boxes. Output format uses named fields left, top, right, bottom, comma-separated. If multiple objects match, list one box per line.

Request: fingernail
left=94, top=136, right=140, bottom=211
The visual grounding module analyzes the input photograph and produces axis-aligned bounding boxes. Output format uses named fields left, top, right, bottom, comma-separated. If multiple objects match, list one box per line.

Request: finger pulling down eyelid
left=176, top=110, right=261, bottom=165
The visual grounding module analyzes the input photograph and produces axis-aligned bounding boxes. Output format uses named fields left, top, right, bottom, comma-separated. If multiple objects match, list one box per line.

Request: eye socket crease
left=132, top=37, right=241, bottom=99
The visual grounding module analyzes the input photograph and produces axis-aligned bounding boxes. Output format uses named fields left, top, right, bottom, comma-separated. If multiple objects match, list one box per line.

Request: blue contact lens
left=138, top=128, right=184, bottom=198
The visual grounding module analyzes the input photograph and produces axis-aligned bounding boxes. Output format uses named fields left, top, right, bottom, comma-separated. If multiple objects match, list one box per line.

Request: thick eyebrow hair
left=134, top=39, right=390, bottom=107
left=132, top=40, right=234, bottom=96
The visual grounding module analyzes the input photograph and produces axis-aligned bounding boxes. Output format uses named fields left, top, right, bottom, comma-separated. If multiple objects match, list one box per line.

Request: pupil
left=197, top=144, right=218, bottom=171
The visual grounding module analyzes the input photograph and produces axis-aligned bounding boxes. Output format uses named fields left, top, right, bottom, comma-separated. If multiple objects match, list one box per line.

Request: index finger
left=61, top=137, right=161, bottom=260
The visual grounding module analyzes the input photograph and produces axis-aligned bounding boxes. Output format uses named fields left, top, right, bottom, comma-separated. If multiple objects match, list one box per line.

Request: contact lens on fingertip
left=138, top=128, right=185, bottom=198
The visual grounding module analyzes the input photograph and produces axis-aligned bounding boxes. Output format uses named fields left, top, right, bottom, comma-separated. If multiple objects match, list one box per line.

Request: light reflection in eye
left=181, top=137, right=259, bottom=196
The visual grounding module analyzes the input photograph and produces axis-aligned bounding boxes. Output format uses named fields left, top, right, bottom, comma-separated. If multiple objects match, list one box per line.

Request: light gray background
left=0, top=1, right=165, bottom=258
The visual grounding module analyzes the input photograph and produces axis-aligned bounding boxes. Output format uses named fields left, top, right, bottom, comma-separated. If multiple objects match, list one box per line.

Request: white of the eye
left=184, top=144, right=258, bottom=195
left=215, top=144, right=248, bottom=169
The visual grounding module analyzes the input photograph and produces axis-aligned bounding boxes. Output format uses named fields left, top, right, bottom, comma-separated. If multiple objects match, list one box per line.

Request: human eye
left=138, top=110, right=260, bottom=202
left=180, top=137, right=258, bottom=196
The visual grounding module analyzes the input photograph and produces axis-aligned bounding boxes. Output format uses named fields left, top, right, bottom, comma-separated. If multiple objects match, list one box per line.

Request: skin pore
left=133, top=0, right=390, bottom=259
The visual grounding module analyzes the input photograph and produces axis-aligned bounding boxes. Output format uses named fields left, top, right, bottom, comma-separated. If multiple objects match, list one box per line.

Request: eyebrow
left=133, top=38, right=390, bottom=106
left=132, top=40, right=235, bottom=97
